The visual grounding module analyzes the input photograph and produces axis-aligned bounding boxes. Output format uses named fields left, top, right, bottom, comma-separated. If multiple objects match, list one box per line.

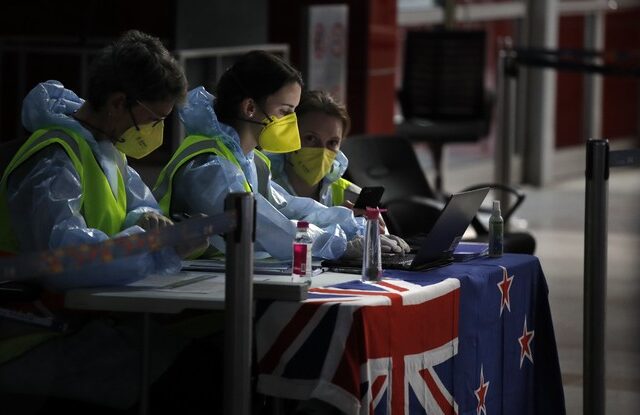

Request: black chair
left=397, top=29, right=492, bottom=193
left=341, top=134, right=536, bottom=255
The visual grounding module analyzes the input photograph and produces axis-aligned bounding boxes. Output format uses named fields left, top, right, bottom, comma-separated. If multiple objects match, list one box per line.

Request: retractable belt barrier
left=0, top=212, right=235, bottom=280
left=496, top=45, right=640, bottom=415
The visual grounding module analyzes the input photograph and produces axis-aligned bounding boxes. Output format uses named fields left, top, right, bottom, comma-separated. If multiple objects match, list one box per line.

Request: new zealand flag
left=255, top=254, right=565, bottom=415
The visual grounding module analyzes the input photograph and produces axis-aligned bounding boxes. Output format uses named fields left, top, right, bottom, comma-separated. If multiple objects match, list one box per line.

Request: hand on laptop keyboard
left=342, top=234, right=411, bottom=259
left=381, top=234, right=410, bottom=254
left=386, top=234, right=411, bottom=253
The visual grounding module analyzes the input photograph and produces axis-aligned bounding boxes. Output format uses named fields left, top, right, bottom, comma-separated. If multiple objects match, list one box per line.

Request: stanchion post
left=583, top=139, right=608, bottom=415
left=224, top=192, right=255, bottom=415
left=495, top=42, right=517, bottom=220
left=582, top=12, right=604, bottom=142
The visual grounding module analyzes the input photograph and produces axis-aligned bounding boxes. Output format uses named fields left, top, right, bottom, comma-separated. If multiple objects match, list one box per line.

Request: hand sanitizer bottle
left=362, top=208, right=383, bottom=282
left=489, top=200, right=504, bottom=257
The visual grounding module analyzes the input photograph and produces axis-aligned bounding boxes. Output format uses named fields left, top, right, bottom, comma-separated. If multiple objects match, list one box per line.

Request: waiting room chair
left=341, top=134, right=536, bottom=255
left=397, top=29, right=492, bottom=193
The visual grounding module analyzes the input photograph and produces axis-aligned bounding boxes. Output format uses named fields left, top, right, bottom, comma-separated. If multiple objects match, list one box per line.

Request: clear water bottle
left=362, top=208, right=383, bottom=282
left=292, top=220, right=313, bottom=283
left=489, top=200, right=504, bottom=257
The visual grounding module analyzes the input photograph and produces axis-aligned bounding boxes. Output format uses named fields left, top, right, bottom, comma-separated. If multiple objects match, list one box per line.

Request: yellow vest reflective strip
left=330, top=177, right=357, bottom=207
left=154, top=135, right=253, bottom=216
left=0, top=128, right=127, bottom=253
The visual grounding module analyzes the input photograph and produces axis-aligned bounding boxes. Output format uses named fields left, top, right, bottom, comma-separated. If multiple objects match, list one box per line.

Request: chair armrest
left=459, top=183, right=526, bottom=224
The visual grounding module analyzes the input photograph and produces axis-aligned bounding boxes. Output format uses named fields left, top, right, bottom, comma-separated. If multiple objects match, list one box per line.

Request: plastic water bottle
left=489, top=200, right=504, bottom=257
left=292, top=220, right=313, bottom=283
left=362, top=208, right=383, bottom=282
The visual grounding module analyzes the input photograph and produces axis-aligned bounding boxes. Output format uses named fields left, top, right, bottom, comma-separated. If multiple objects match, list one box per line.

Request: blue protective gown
left=6, top=80, right=180, bottom=290
left=169, top=87, right=365, bottom=260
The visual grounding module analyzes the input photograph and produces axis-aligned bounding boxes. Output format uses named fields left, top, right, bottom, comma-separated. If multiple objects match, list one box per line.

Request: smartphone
left=353, top=186, right=385, bottom=209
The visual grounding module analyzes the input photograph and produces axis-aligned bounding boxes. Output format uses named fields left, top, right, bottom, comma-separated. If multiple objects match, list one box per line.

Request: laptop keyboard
left=381, top=253, right=415, bottom=267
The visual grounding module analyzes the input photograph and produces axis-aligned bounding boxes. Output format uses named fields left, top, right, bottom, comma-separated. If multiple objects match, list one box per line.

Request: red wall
left=366, top=0, right=397, bottom=133
left=555, top=15, right=585, bottom=147
left=555, top=9, right=640, bottom=147
left=602, top=8, right=640, bottom=141
left=269, top=0, right=397, bottom=135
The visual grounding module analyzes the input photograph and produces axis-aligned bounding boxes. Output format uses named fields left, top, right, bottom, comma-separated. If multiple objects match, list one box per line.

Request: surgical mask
left=115, top=120, right=164, bottom=159
left=256, top=112, right=301, bottom=153
left=289, top=147, right=337, bottom=186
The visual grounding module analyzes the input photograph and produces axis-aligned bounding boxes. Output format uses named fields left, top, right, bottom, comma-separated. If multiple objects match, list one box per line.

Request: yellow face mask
left=289, top=147, right=337, bottom=186
left=115, top=120, right=164, bottom=159
left=258, top=112, right=301, bottom=153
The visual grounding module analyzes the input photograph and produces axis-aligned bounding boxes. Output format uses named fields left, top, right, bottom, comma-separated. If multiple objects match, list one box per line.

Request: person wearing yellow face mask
left=0, top=30, right=223, bottom=412
left=0, top=30, right=190, bottom=289
left=154, top=51, right=369, bottom=260
left=268, top=90, right=411, bottom=253
left=269, top=90, right=361, bottom=207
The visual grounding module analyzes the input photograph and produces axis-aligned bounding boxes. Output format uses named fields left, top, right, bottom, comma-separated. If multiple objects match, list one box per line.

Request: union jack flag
left=256, top=277, right=461, bottom=414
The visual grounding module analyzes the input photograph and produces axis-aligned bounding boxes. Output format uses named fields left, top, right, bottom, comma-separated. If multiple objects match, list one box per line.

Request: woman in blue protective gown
left=268, top=90, right=359, bottom=207
left=153, top=51, right=399, bottom=260
left=0, top=30, right=194, bottom=291
left=267, top=89, right=408, bottom=251
left=0, top=31, right=202, bottom=412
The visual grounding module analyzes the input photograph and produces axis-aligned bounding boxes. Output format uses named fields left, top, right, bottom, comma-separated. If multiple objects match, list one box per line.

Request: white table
left=64, top=270, right=358, bottom=414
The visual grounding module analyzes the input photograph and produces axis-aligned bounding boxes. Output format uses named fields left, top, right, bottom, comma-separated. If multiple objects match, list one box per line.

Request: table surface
left=64, top=270, right=357, bottom=313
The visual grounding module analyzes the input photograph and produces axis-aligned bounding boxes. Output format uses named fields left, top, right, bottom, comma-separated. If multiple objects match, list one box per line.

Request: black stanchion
left=224, top=192, right=255, bottom=415
left=583, top=139, right=609, bottom=415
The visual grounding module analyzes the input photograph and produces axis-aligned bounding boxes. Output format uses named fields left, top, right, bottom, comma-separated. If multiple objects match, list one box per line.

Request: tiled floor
left=429, top=141, right=640, bottom=414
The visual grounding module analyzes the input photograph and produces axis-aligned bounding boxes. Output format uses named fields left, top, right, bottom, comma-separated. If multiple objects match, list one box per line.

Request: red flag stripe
left=258, top=302, right=322, bottom=373
left=310, top=287, right=402, bottom=301
left=377, top=280, right=409, bottom=292
left=420, top=367, right=456, bottom=415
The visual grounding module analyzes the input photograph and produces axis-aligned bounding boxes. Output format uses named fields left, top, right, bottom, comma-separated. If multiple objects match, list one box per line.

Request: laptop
left=322, top=187, right=490, bottom=272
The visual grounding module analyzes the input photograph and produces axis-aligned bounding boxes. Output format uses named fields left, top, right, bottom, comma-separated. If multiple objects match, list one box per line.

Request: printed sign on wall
left=307, top=5, right=349, bottom=104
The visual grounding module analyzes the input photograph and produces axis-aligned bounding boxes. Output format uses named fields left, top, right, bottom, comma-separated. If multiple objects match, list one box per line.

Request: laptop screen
left=322, top=187, right=490, bottom=272
left=411, top=187, right=490, bottom=268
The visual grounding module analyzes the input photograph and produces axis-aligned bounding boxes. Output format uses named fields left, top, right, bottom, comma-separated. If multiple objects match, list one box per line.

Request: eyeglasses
left=128, top=100, right=166, bottom=130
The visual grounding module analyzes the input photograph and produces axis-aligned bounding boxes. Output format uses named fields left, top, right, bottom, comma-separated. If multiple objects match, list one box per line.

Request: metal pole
left=522, top=0, right=559, bottom=186
left=582, top=12, right=604, bottom=142
left=224, top=192, right=255, bottom=415
left=494, top=44, right=516, bottom=216
left=583, top=139, right=608, bottom=415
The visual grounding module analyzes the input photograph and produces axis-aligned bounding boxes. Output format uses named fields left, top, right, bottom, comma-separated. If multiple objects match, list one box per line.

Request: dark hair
left=214, top=50, right=303, bottom=125
left=296, top=90, right=351, bottom=138
left=87, top=30, right=187, bottom=109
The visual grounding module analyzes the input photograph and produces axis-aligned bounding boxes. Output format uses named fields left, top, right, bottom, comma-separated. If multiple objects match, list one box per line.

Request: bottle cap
left=493, top=200, right=501, bottom=210
left=364, top=207, right=387, bottom=220
left=296, top=220, right=309, bottom=229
